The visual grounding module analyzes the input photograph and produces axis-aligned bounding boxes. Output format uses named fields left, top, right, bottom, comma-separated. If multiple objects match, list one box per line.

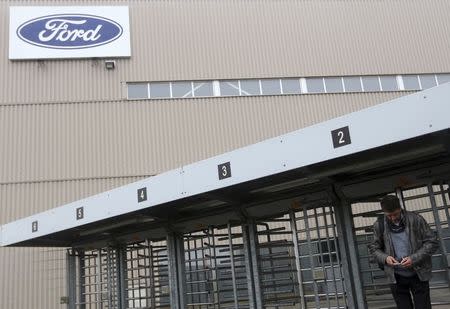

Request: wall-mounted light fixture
left=104, top=60, right=116, bottom=70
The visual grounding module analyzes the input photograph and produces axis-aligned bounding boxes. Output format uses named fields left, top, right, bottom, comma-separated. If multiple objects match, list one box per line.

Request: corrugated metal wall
left=0, top=0, right=449, bottom=104
left=0, top=92, right=406, bottom=184
left=0, top=247, right=65, bottom=309
left=0, top=0, right=449, bottom=308
left=0, top=177, right=144, bottom=309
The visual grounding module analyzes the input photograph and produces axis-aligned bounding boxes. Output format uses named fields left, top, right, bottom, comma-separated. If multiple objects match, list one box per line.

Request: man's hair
left=380, top=195, right=401, bottom=212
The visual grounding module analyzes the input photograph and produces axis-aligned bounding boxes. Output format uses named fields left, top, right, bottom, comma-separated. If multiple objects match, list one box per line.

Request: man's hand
left=385, top=256, right=399, bottom=266
left=400, top=256, right=412, bottom=268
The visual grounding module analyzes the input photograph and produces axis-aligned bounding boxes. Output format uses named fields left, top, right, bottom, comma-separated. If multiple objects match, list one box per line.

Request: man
left=369, top=195, right=439, bottom=309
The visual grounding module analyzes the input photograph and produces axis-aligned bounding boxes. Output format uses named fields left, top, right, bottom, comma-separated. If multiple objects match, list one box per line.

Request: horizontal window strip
left=127, top=73, right=450, bottom=100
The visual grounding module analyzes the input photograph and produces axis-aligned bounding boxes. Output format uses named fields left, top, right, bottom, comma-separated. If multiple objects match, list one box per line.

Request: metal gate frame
left=66, top=195, right=369, bottom=309
left=66, top=182, right=450, bottom=309
left=352, top=181, right=450, bottom=308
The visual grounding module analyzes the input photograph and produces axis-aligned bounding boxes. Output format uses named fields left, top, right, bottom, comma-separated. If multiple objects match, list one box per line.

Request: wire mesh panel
left=184, top=225, right=250, bottom=309
left=76, top=248, right=119, bottom=309
left=124, top=240, right=170, bottom=309
left=293, top=206, right=347, bottom=309
left=352, top=182, right=450, bottom=308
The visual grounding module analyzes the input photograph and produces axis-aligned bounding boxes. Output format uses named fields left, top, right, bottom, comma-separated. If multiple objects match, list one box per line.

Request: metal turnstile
left=70, top=240, right=169, bottom=309
left=353, top=181, right=450, bottom=308
left=71, top=248, right=119, bottom=309
left=184, top=225, right=249, bottom=308
left=252, top=204, right=347, bottom=308
left=124, top=241, right=170, bottom=308
left=68, top=202, right=352, bottom=309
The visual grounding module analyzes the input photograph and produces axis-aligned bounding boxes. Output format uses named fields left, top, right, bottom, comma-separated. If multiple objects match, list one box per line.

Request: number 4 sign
left=331, top=126, right=351, bottom=148
left=137, top=187, right=147, bottom=203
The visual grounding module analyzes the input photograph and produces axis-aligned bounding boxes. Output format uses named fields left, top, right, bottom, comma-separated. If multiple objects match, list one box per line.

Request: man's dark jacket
left=368, top=210, right=439, bottom=283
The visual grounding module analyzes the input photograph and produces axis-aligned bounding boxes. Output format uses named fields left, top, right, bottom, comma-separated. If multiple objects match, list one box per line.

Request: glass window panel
left=261, top=79, right=281, bottom=95
left=437, top=74, right=450, bottom=85
left=324, top=77, right=343, bottom=93
left=402, top=75, right=420, bottom=90
left=362, top=76, right=380, bottom=92
left=127, top=83, right=148, bottom=99
left=219, top=81, right=240, bottom=96
left=281, top=79, right=301, bottom=94
left=343, top=76, right=362, bottom=92
left=193, top=81, right=213, bottom=97
left=306, top=78, right=325, bottom=93
left=240, top=80, right=260, bottom=95
left=172, top=82, right=193, bottom=98
left=150, top=82, right=170, bottom=98
left=380, top=76, right=398, bottom=91
left=419, top=75, right=437, bottom=89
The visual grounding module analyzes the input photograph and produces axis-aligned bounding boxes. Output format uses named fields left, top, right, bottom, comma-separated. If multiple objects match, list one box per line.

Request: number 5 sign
left=331, top=126, right=351, bottom=148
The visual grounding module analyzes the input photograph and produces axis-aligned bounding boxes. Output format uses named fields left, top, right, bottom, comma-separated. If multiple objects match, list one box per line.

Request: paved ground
left=366, top=285, right=450, bottom=308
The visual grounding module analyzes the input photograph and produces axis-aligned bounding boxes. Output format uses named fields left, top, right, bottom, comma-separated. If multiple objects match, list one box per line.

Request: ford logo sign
left=17, top=14, right=123, bottom=49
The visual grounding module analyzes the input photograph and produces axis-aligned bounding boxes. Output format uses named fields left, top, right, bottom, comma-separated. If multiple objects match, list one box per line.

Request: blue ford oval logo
left=17, top=14, right=123, bottom=49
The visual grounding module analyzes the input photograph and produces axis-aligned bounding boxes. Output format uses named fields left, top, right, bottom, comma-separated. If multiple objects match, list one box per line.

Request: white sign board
left=9, top=6, right=131, bottom=60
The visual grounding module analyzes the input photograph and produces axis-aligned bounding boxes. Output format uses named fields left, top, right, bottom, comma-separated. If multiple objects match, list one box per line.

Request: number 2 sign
left=331, top=126, right=351, bottom=148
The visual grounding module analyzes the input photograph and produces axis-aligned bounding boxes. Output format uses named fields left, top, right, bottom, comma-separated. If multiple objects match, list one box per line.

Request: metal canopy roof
left=1, top=83, right=450, bottom=248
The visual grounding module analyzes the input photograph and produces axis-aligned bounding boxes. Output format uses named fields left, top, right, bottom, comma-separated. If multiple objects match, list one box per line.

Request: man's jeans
left=390, top=274, right=431, bottom=309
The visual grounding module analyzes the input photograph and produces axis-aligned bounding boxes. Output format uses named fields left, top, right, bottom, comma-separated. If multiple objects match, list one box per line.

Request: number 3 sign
left=218, top=162, right=232, bottom=180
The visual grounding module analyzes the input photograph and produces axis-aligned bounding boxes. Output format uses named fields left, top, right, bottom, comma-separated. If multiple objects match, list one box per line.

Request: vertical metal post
left=242, top=223, right=257, bottom=309
left=208, top=227, right=220, bottom=308
left=116, top=247, right=127, bottom=309
left=262, top=223, right=279, bottom=308
left=227, top=223, right=240, bottom=308
left=78, top=251, right=86, bottom=309
left=177, top=233, right=187, bottom=309
left=302, top=206, right=320, bottom=307
left=439, top=183, right=450, bottom=222
left=331, top=188, right=367, bottom=309
left=97, top=250, right=104, bottom=309
left=203, top=232, right=211, bottom=306
left=106, top=248, right=113, bottom=308
left=148, top=241, right=156, bottom=308
left=197, top=235, right=203, bottom=305
left=427, top=184, right=450, bottom=284
left=167, top=232, right=187, bottom=309
left=289, top=210, right=306, bottom=309
left=67, top=250, right=77, bottom=309
left=186, top=235, right=194, bottom=305
left=321, top=205, right=342, bottom=308
left=247, top=220, right=263, bottom=308
left=313, top=207, right=332, bottom=308
left=395, top=188, right=407, bottom=210
left=328, top=204, right=348, bottom=308
left=168, top=233, right=179, bottom=309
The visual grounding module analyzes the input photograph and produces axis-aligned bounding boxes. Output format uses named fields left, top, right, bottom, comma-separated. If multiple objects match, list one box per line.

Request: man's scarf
left=387, top=211, right=406, bottom=233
